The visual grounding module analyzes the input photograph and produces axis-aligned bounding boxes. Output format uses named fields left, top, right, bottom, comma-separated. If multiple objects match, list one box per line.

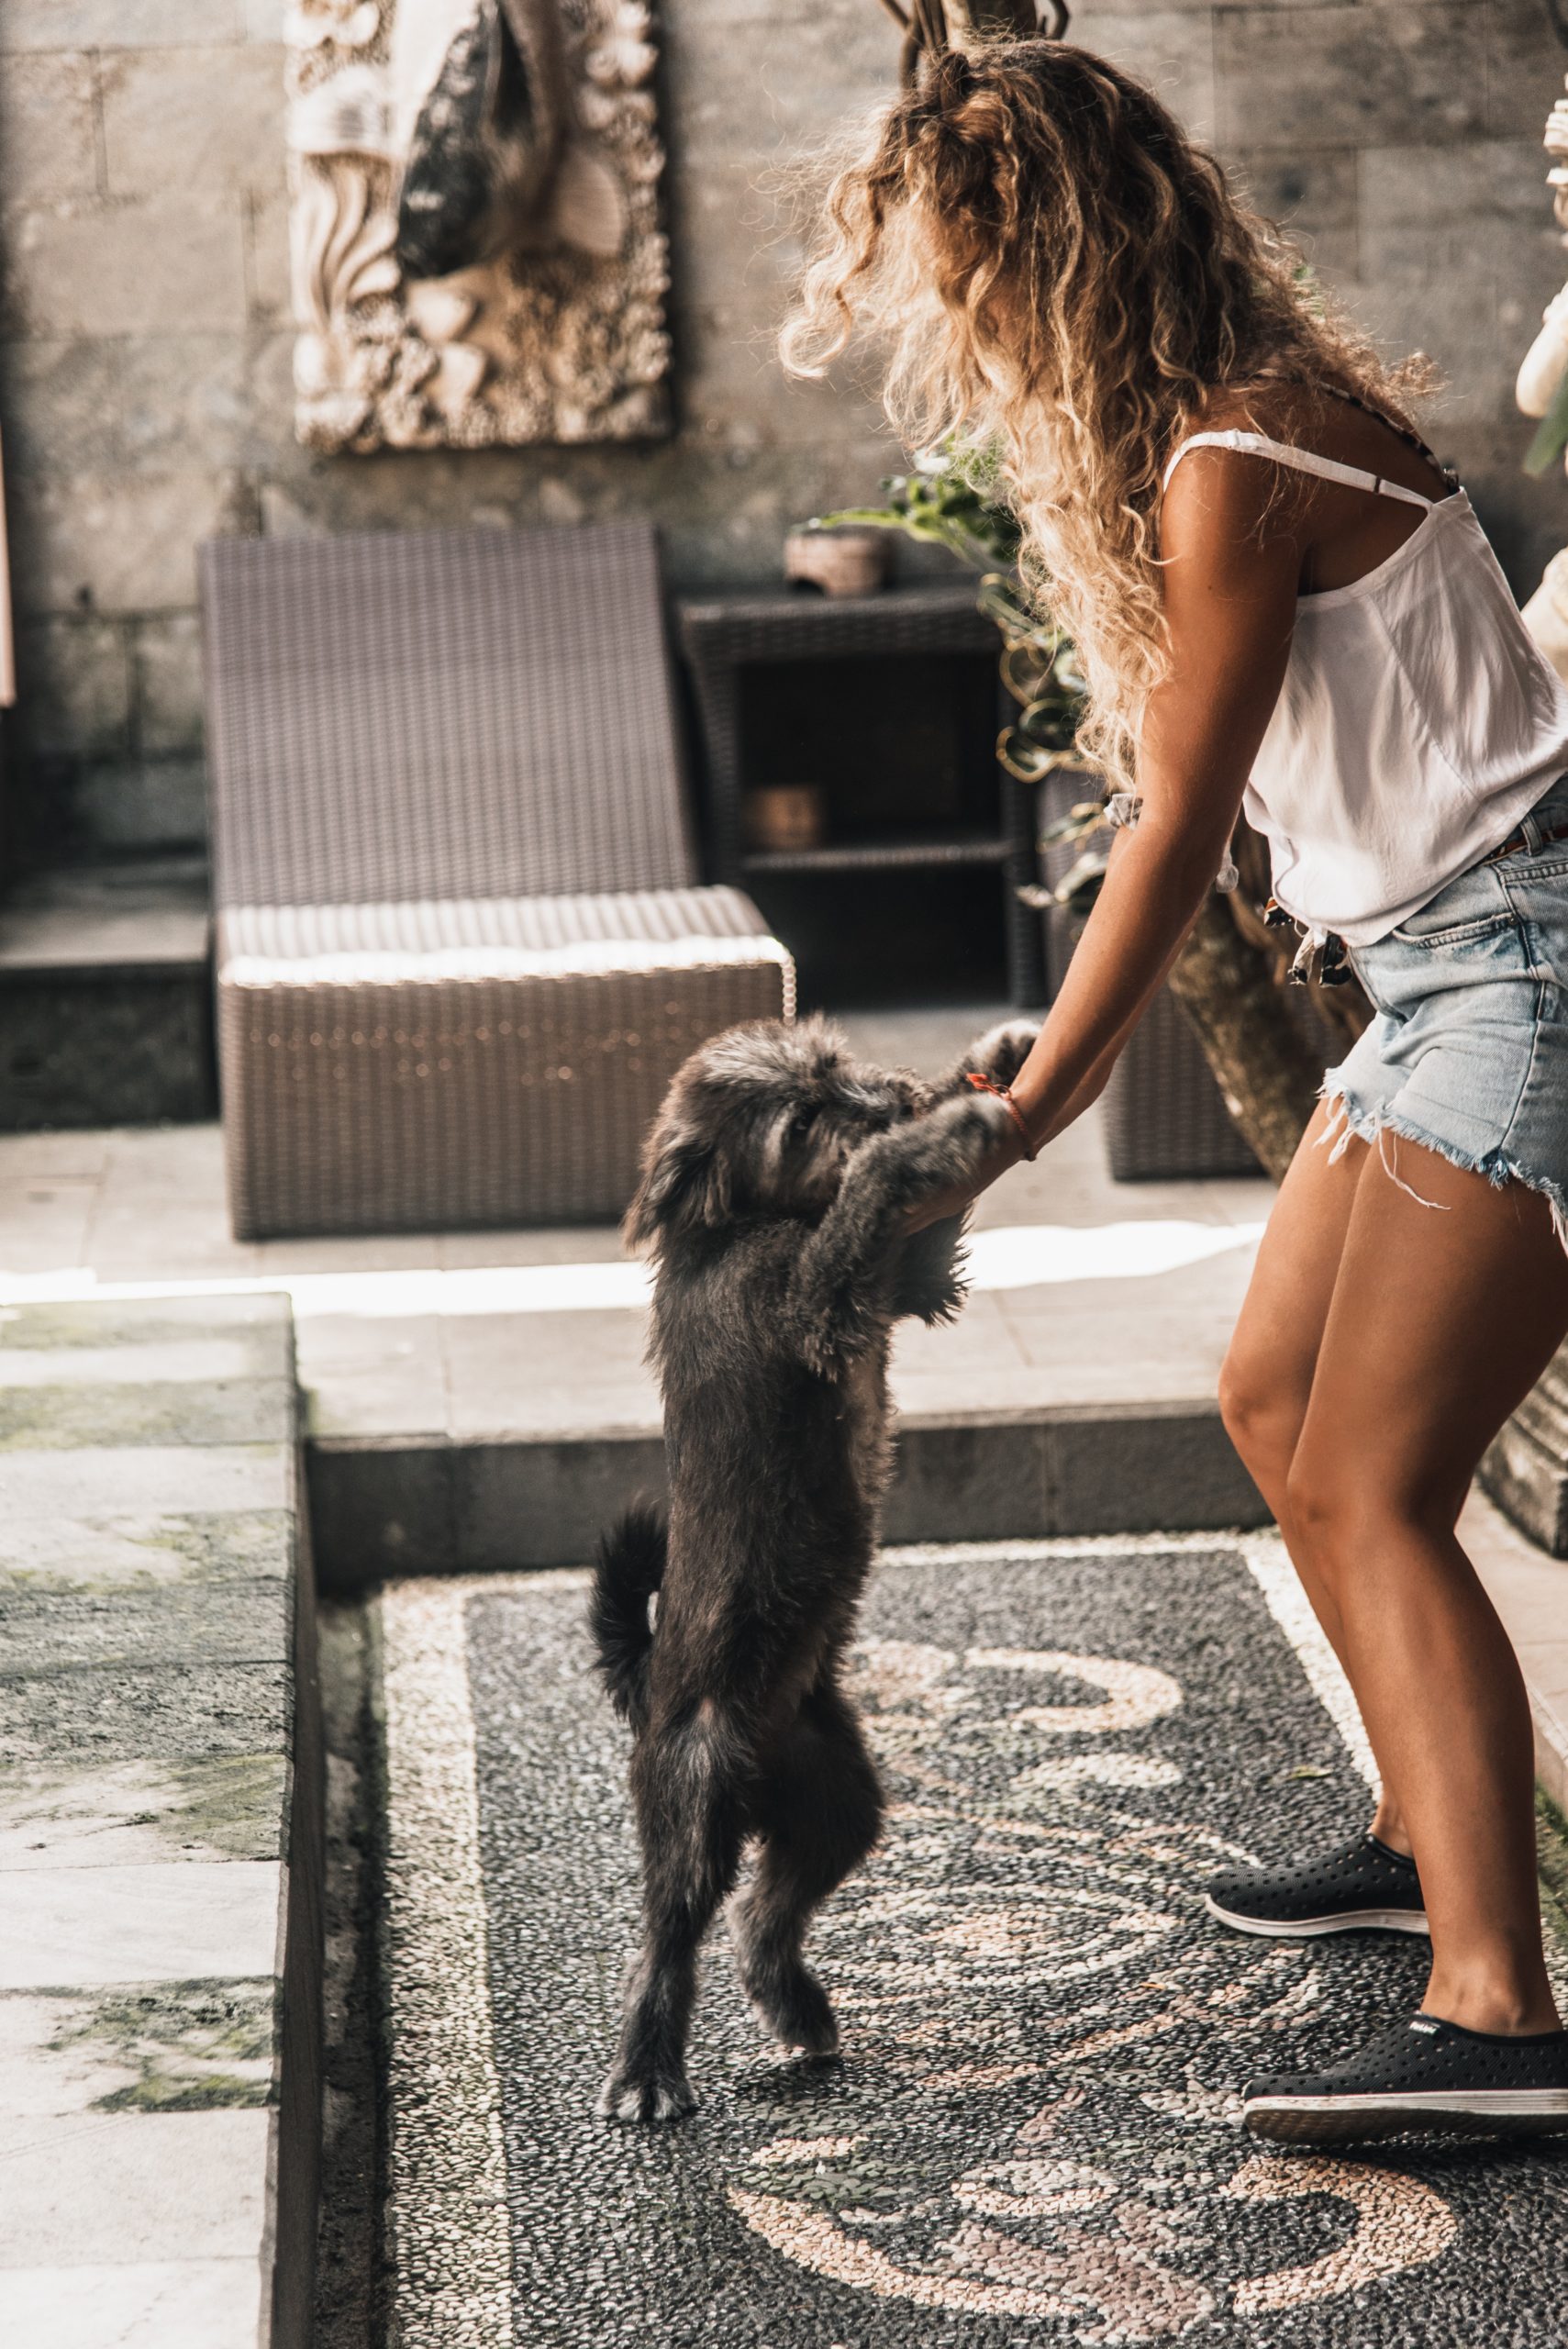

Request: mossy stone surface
left=0, top=1294, right=292, bottom=1363
left=0, top=1753, right=289, bottom=1866
left=0, top=1508, right=295, bottom=1594
left=0, top=1378, right=295, bottom=1452
left=0, top=1658, right=289, bottom=1763
left=51, top=1979, right=277, bottom=2113
left=0, top=1578, right=291, bottom=1674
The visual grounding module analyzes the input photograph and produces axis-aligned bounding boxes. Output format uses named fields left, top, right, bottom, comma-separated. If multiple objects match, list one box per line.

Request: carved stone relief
left=285, top=0, right=671, bottom=451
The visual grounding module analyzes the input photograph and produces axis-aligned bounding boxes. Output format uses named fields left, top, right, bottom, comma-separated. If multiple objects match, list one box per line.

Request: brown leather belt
left=1481, top=817, right=1568, bottom=864
left=1481, top=776, right=1568, bottom=864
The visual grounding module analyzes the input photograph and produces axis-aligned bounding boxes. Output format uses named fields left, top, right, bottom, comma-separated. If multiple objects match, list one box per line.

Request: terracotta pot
left=783, top=527, right=890, bottom=598
left=743, top=783, right=827, bottom=852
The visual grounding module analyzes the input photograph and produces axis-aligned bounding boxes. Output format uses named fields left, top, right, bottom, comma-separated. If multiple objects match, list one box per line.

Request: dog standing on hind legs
left=590, top=1013, right=1038, bottom=2122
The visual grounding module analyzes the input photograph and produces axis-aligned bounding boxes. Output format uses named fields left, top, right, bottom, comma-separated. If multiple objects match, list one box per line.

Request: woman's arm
left=912, top=446, right=1306, bottom=1220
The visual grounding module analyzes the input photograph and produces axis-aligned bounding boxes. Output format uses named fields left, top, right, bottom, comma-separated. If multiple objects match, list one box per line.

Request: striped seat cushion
left=218, top=887, right=792, bottom=998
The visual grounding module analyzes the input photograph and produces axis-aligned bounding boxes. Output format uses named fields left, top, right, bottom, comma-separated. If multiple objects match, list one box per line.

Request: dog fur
left=590, top=1013, right=1038, bottom=2121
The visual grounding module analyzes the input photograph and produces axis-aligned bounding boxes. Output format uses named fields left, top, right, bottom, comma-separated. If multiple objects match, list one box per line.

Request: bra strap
left=1162, top=429, right=1434, bottom=510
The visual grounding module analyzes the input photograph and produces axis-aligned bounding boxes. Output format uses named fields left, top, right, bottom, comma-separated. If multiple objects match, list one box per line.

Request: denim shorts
left=1319, top=774, right=1568, bottom=1240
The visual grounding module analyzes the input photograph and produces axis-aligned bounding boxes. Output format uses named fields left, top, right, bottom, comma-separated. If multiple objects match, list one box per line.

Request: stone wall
left=2, top=0, right=1568, bottom=865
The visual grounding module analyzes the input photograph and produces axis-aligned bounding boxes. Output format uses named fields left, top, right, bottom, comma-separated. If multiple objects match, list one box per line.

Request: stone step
left=304, top=1407, right=1568, bottom=1840
left=1483, top=1343, right=1568, bottom=1559
left=0, top=1293, right=318, bottom=2349
left=305, top=1401, right=1270, bottom=1587
left=0, top=870, right=216, bottom=1130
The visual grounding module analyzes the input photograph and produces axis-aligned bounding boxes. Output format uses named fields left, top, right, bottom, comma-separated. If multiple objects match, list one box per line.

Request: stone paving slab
left=0, top=1507, right=295, bottom=1590
left=0, top=1337, right=284, bottom=1386
left=376, top=1539, right=1568, bottom=2349
left=0, top=1658, right=290, bottom=1763
left=0, top=1579, right=292, bottom=1671
left=0, top=1442, right=292, bottom=1520
left=0, top=1292, right=295, bottom=1364
left=0, top=1290, right=318, bottom=2349
left=0, top=1862, right=282, bottom=1990
left=1459, top=1492, right=1568, bottom=1816
left=0, top=1982, right=270, bottom=2120
left=308, top=1407, right=1268, bottom=1585
left=0, top=1754, right=290, bottom=1868
left=0, top=1375, right=295, bottom=1449
left=0, top=2109, right=273, bottom=2266
left=0, top=2258, right=267, bottom=2349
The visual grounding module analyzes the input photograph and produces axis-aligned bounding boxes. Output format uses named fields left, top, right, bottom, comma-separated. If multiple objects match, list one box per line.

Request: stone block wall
left=2, top=0, right=1568, bottom=865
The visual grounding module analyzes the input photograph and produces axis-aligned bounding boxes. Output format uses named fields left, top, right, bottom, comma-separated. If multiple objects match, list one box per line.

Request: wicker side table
left=675, top=584, right=1047, bottom=1007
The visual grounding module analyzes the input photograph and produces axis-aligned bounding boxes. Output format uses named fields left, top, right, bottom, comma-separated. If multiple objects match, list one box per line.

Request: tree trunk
left=1162, top=825, right=1373, bottom=1183
left=1164, top=893, right=1327, bottom=1183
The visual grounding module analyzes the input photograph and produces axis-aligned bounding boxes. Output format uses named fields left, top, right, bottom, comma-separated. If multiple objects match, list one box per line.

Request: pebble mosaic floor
left=377, top=1540, right=1568, bottom=2348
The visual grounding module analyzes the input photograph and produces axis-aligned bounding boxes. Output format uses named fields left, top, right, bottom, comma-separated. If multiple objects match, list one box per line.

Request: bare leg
left=731, top=1680, right=884, bottom=2054
left=1286, top=1136, right=1568, bottom=2033
left=1219, top=1102, right=1412, bottom=1850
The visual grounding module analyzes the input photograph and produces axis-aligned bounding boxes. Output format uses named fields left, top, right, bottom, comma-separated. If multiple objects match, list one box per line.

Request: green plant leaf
left=801, top=434, right=1088, bottom=773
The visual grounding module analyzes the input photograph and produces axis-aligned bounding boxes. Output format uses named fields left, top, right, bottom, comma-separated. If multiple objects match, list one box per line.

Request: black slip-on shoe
left=1203, top=1831, right=1427, bottom=1939
left=1244, top=2011, right=1568, bottom=2145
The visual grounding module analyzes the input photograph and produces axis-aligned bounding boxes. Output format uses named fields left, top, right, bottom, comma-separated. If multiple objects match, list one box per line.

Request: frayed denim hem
left=1316, top=1082, right=1568, bottom=1251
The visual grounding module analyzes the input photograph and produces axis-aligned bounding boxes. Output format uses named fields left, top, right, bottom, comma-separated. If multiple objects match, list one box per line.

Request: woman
left=784, top=39, right=1568, bottom=2144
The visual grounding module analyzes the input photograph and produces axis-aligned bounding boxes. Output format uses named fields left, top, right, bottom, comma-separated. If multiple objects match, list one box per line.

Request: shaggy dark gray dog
left=590, top=1013, right=1037, bottom=2122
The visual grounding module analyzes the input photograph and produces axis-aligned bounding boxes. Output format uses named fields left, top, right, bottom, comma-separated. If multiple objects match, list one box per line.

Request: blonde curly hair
left=781, top=39, right=1434, bottom=790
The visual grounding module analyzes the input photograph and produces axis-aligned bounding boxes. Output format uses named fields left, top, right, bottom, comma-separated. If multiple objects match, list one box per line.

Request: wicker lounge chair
left=200, top=523, right=794, bottom=1238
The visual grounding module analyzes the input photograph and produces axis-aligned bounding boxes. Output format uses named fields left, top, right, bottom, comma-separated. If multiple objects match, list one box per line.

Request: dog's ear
left=622, top=1114, right=732, bottom=1252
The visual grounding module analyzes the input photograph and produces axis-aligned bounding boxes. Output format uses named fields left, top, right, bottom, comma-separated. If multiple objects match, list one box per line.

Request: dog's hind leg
left=598, top=1706, right=746, bottom=2123
left=730, top=1681, right=884, bottom=2057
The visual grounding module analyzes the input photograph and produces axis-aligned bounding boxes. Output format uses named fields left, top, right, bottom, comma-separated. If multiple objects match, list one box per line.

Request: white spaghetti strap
left=1162, top=428, right=1433, bottom=509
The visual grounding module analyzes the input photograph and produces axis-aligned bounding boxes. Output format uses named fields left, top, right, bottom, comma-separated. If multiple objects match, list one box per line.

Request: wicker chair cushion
left=218, top=886, right=793, bottom=1003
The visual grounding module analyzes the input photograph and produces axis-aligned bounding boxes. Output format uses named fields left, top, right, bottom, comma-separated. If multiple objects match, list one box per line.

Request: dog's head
left=625, top=1017, right=934, bottom=1254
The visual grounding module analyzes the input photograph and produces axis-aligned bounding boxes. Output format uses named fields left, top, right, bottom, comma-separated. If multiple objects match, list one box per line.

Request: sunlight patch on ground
left=0, top=1219, right=1262, bottom=1321
left=964, top=1220, right=1263, bottom=1292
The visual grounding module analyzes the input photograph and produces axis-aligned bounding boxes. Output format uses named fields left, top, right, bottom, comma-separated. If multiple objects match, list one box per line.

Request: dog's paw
left=962, top=1019, right=1040, bottom=1088
left=744, top=1964, right=840, bottom=2059
left=595, top=2065, right=697, bottom=2124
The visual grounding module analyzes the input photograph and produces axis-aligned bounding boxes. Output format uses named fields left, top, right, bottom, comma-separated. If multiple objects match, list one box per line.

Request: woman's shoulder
left=1182, top=375, right=1442, bottom=499
left=1161, top=382, right=1309, bottom=528
left=1157, top=381, right=1320, bottom=581
left=1184, top=375, right=1319, bottom=446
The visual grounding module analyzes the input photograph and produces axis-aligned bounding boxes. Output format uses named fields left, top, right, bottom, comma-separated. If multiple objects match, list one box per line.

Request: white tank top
left=1161, top=428, right=1568, bottom=945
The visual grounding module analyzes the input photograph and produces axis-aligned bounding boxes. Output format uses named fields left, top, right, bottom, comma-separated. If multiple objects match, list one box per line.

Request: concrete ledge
left=1536, top=1688, right=1568, bottom=1819
left=1463, top=1489, right=1568, bottom=1822
left=307, top=1400, right=1268, bottom=1588
left=0, top=885, right=216, bottom=1131
left=1482, top=1409, right=1568, bottom=1558
left=0, top=1296, right=319, bottom=2349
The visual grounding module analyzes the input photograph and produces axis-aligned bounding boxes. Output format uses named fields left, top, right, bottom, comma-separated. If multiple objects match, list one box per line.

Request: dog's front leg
left=784, top=1090, right=1016, bottom=1372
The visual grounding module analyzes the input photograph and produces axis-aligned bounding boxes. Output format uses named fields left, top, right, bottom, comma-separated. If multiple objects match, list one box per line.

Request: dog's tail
left=590, top=1501, right=667, bottom=1727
